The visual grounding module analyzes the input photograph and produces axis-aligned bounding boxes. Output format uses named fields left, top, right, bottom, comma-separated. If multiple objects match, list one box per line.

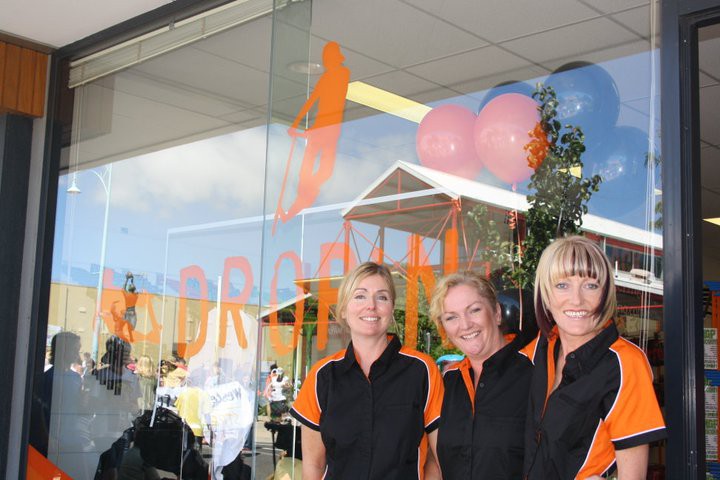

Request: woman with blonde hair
left=523, top=236, right=666, bottom=479
left=429, top=271, right=533, bottom=479
left=135, top=355, right=156, bottom=412
left=291, top=262, right=444, bottom=480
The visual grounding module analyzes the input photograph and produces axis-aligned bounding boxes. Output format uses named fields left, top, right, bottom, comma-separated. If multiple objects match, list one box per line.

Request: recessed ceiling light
left=287, top=61, right=323, bottom=75
left=705, top=217, right=720, bottom=226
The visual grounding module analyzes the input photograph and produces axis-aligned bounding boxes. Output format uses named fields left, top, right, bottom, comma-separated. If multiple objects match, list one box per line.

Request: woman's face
left=344, top=274, right=394, bottom=340
left=441, top=284, right=502, bottom=361
left=547, top=275, right=604, bottom=345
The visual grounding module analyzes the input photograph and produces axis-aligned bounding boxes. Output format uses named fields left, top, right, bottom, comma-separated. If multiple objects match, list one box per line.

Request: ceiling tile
left=501, top=17, right=640, bottom=65
left=133, top=47, right=275, bottom=107
left=115, top=72, right=246, bottom=118
left=406, top=46, right=528, bottom=89
left=700, top=34, right=720, bottom=81
left=579, top=0, right=650, bottom=15
left=312, top=0, right=486, bottom=68
left=307, top=36, right=394, bottom=80
left=404, top=0, right=600, bottom=43
left=701, top=85, right=720, bottom=146
left=541, top=38, right=650, bottom=72
left=701, top=146, right=720, bottom=218
left=192, top=17, right=273, bottom=73
left=611, top=5, right=653, bottom=38
left=701, top=72, right=720, bottom=88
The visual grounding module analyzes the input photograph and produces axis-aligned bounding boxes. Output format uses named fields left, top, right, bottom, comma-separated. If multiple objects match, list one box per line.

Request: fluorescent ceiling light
left=346, top=81, right=432, bottom=123
left=705, top=217, right=720, bottom=226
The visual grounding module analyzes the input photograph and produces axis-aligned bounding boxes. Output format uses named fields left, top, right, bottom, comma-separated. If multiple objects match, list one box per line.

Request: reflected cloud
left=109, top=127, right=268, bottom=217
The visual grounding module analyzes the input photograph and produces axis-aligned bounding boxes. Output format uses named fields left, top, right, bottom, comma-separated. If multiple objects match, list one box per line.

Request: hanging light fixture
left=67, top=175, right=81, bottom=194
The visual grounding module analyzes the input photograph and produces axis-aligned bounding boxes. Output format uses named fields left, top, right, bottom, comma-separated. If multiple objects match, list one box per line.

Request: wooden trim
left=0, top=41, right=47, bottom=118
left=2, top=43, right=21, bottom=111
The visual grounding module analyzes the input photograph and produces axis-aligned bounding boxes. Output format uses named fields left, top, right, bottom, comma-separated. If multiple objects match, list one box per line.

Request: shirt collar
left=454, top=333, right=521, bottom=377
left=339, top=333, right=402, bottom=376
left=557, top=321, right=618, bottom=381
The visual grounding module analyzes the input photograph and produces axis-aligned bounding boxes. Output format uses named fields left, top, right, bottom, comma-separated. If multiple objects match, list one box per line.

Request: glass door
left=699, top=21, right=720, bottom=480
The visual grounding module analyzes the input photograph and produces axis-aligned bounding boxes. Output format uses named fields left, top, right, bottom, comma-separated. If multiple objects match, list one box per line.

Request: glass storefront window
left=31, top=1, right=665, bottom=479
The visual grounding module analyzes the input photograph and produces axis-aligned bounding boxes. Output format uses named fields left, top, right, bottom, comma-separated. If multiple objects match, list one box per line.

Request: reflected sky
left=52, top=50, right=662, bottom=304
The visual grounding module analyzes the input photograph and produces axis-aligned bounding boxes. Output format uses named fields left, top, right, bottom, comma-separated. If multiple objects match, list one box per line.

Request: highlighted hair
left=534, top=236, right=616, bottom=337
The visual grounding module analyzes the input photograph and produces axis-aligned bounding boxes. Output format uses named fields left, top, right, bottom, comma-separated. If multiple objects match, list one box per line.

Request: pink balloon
left=474, top=93, right=540, bottom=184
left=416, top=104, right=483, bottom=179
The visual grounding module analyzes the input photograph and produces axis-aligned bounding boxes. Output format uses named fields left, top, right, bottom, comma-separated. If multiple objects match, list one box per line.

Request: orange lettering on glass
left=177, top=265, right=209, bottom=359
left=269, top=251, right=306, bottom=356
left=444, top=227, right=459, bottom=275
left=219, top=256, right=253, bottom=349
left=273, top=42, right=350, bottom=234
left=317, top=242, right=358, bottom=350
left=405, top=234, right=437, bottom=348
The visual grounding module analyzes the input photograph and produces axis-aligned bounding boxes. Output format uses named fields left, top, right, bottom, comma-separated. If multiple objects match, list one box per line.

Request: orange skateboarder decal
left=273, top=41, right=350, bottom=234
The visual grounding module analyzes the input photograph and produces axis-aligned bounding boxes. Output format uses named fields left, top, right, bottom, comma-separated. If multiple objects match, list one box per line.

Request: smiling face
left=547, top=275, right=604, bottom=347
left=440, top=283, right=504, bottom=362
left=343, top=274, right=394, bottom=341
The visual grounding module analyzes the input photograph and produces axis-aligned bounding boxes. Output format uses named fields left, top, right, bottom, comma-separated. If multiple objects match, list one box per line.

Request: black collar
left=558, top=321, right=619, bottom=383
left=340, top=334, right=402, bottom=378
left=482, top=333, right=527, bottom=375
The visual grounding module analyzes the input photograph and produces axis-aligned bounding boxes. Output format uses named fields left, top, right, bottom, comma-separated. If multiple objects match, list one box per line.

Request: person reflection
left=135, top=355, right=157, bottom=413
left=274, top=41, right=350, bottom=233
left=87, top=336, right=140, bottom=466
left=44, top=331, right=94, bottom=479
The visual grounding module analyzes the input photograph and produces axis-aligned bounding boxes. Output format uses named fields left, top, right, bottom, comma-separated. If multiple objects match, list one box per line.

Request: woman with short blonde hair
left=524, top=236, right=666, bottom=480
left=429, top=270, right=533, bottom=479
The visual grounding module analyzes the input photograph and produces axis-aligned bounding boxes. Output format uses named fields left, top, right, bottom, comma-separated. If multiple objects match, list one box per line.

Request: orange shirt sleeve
left=423, top=355, right=444, bottom=432
left=605, top=339, right=666, bottom=448
left=290, top=367, right=322, bottom=429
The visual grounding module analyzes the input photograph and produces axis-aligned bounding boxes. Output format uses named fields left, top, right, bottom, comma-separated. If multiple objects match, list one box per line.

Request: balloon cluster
left=416, top=88, right=540, bottom=185
left=417, top=62, right=651, bottom=215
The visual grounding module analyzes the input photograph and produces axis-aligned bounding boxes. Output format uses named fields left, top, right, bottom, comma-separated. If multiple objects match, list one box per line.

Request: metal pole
left=91, top=164, right=113, bottom=362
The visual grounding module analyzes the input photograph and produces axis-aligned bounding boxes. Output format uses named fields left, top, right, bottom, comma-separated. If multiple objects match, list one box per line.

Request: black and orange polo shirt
left=522, top=322, right=666, bottom=479
left=290, top=334, right=444, bottom=480
left=437, top=333, right=533, bottom=480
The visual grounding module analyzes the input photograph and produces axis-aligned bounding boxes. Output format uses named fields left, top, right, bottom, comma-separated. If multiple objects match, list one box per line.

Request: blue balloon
left=585, top=126, right=657, bottom=224
left=477, top=80, right=535, bottom=114
left=546, top=62, right=620, bottom=146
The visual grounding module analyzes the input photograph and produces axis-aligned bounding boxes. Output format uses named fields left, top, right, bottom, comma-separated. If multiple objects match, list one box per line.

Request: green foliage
left=510, top=84, right=602, bottom=289
left=468, top=84, right=602, bottom=291
left=394, top=283, right=462, bottom=360
left=646, top=152, right=663, bottom=231
left=466, top=204, right=514, bottom=273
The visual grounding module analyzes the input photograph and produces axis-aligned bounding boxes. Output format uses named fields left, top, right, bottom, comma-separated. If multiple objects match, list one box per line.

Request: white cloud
left=108, top=127, right=269, bottom=216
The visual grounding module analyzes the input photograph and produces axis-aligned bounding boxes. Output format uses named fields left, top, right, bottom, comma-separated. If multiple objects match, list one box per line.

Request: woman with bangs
left=523, top=236, right=666, bottom=480
left=290, top=262, right=444, bottom=480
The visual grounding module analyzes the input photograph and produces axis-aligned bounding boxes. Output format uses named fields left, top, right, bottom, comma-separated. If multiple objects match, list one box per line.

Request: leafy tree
left=512, top=85, right=602, bottom=289
left=469, top=85, right=602, bottom=291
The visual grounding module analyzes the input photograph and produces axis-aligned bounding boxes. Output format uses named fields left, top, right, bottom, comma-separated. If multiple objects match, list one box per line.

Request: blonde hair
left=135, top=355, right=155, bottom=378
left=534, top=235, right=616, bottom=337
left=430, top=271, right=499, bottom=340
left=335, top=262, right=396, bottom=329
